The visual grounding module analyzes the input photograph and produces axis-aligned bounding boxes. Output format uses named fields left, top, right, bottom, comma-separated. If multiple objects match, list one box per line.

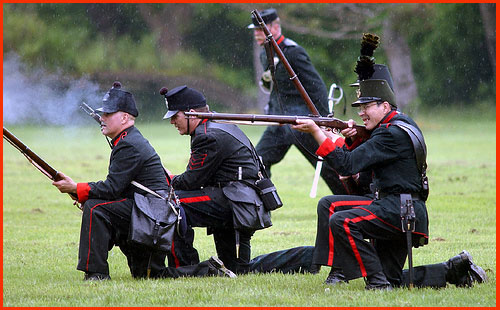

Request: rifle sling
left=207, top=121, right=269, bottom=179
left=391, top=120, right=427, bottom=175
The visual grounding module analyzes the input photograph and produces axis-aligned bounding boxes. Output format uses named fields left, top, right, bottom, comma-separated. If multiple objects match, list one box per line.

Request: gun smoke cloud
left=3, top=53, right=102, bottom=126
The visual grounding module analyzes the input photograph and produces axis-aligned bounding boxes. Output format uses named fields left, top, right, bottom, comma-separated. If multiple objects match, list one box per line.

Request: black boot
left=445, top=250, right=487, bottom=287
left=84, top=272, right=111, bottom=281
left=365, top=271, right=392, bottom=290
left=309, top=264, right=322, bottom=275
left=324, top=267, right=348, bottom=286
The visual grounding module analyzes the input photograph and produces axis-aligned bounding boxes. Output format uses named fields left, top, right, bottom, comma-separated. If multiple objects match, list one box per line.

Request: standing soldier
left=248, top=8, right=351, bottom=195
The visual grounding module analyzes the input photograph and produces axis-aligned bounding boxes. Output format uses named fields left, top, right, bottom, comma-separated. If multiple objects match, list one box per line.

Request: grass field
left=2, top=106, right=496, bottom=307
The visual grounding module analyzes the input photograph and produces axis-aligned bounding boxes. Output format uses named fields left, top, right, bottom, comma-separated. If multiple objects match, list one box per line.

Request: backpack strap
left=207, top=121, right=269, bottom=178
left=391, top=120, right=427, bottom=175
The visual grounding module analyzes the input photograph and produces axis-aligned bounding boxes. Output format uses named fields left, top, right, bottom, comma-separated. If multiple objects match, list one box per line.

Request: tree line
left=3, top=3, right=495, bottom=118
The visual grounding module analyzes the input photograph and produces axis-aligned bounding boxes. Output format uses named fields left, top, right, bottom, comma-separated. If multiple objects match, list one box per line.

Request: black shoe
left=364, top=271, right=393, bottom=291
left=84, top=272, right=111, bottom=281
left=309, top=264, right=322, bottom=275
left=208, top=256, right=237, bottom=278
left=325, top=268, right=348, bottom=286
left=445, top=250, right=488, bottom=287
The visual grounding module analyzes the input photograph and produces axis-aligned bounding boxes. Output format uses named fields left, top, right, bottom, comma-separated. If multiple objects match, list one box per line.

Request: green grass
left=2, top=107, right=496, bottom=307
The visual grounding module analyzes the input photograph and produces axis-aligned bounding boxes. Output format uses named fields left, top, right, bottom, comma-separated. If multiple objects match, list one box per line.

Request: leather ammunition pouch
left=222, top=181, right=272, bottom=232
left=129, top=189, right=181, bottom=251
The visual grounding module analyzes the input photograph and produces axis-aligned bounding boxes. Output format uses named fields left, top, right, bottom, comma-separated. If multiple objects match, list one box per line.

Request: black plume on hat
left=354, top=33, right=380, bottom=82
left=360, top=33, right=379, bottom=58
left=97, top=81, right=139, bottom=117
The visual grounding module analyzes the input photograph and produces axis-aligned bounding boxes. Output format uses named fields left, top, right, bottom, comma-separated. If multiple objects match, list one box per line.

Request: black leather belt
left=378, top=192, right=423, bottom=200
left=207, top=179, right=258, bottom=188
left=207, top=181, right=230, bottom=188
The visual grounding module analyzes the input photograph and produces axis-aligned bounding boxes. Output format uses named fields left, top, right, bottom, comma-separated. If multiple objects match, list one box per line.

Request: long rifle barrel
left=80, top=102, right=102, bottom=125
left=80, top=102, right=113, bottom=149
left=185, top=112, right=370, bottom=140
left=252, top=10, right=320, bottom=117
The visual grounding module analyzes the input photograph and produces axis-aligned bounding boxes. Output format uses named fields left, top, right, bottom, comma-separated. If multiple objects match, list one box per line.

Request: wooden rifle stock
left=184, top=112, right=370, bottom=141
left=3, top=127, right=78, bottom=200
left=252, top=10, right=320, bottom=116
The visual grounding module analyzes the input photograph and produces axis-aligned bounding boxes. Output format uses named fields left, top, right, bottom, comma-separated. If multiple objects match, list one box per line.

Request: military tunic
left=255, top=35, right=351, bottom=195
left=316, top=110, right=429, bottom=284
left=170, top=119, right=263, bottom=273
left=76, top=126, right=169, bottom=278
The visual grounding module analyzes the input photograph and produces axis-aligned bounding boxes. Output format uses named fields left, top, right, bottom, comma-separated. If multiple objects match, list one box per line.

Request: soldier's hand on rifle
left=52, top=172, right=77, bottom=196
left=340, top=119, right=358, bottom=138
left=292, top=119, right=327, bottom=145
left=259, top=70, right=272, bottom=93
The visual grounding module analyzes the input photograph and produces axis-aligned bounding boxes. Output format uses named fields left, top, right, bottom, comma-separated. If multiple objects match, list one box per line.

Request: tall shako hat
left=160, top=85, right=207, bottom=119
left=247, top=8, right=279, bottom=29
left=97, top=81, right=139, bottom=117
left=351, top=64, right=395, bottom=92
left=351, top=33, right=396, bottom=107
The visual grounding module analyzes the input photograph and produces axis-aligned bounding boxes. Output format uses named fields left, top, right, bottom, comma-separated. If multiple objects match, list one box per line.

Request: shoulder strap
left=207, top=122, right=269, bottom=178
left=207, top=121, right=252, bottom=150
left=131, top=181, right=179, bottom=216
left=390, top=120, right=427, bottom=175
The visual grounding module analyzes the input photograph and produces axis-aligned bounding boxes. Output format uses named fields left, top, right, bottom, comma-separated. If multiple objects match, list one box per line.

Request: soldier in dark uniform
left=52, top=82, right=233, bottom=280
left=248, top=8, right=352, bottom=195
left=161, top=85, right=270, bottom=274
left=52, top=82, right=171, bottom=280
left=292, top=78, right=487, bottom=289
left=311, top=64, right=394, bottom=275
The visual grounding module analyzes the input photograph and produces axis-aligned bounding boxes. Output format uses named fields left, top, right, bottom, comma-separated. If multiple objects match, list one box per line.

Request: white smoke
left=3, top=53, right=102, bottom=126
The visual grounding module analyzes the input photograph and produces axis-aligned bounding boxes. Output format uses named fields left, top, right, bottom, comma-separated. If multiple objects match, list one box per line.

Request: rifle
left=3, top=127, right=79, bottom=202
left=252, top=9, right=320, bottom=116
left=184, top=111, right=371, bottom=141
left=80, top=101, right=101, bottom=125
left=253, top=10, right=364, bottom=196
left=80, top=102, right=112, bottom=148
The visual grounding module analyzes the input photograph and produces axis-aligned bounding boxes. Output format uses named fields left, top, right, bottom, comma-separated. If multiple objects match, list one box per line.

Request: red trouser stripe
left=327, top=200, right=372, bottom=266
left=170, top=239, right=180, bottom=268
left=343, top=213, right=377, bottom=277
left=86, top=199, right=127, bottom=272
left=179, top=195, right=211, bottom=204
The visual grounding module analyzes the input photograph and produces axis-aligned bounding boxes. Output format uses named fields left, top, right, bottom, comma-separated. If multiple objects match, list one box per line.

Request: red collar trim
left=113, top=131, right=127, bottom=146
left=380, top=110, right=398, bottom=125
left=276, top=35, right=285, bottom=45
left=112, top=127, right=132, bottom=146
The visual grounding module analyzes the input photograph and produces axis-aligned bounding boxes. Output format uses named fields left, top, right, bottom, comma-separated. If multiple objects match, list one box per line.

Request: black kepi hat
left=247, top=8, right=278, bottom=29
left=352, top=79, right=396, bottom=107
left=160, top=85, right=207, bottom=119
left=97, top=81, right=139, bottom=117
